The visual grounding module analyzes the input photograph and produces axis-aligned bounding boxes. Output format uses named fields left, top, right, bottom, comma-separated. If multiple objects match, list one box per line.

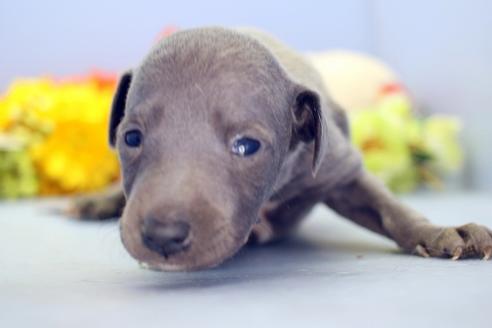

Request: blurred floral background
left=0, top=73, right=119, bottom=198
left=2, top=1, right=492, bottom=200
left=0, top=39, right=463, bottom=198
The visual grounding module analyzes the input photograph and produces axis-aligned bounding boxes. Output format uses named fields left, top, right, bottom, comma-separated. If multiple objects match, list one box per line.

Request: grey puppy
left=71, top=27, right=492, bottom=271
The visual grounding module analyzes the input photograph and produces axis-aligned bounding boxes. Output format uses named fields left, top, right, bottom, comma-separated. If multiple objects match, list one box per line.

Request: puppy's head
left=110, top=28, right=327, bottom=271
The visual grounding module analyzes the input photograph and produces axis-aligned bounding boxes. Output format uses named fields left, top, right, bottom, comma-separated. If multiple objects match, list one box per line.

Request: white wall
left=0, top=0, right=373, bottom=85
left=370, top=1, right=492, bottom=190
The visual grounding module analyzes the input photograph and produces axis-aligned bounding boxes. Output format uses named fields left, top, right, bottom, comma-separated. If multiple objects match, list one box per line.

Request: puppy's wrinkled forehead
left=125, top=28, right=292, bottom=127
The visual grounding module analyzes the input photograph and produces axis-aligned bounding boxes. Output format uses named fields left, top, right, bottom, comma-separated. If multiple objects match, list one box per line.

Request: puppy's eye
left=232, top=137, right=261, bottom=157
left=124, top=130, right=143, bottom=147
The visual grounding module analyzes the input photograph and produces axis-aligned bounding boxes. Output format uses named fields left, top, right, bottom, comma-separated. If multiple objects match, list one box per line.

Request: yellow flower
left=0, top=134, right=38, bottom=198
left=0, top=73, right=120, bottom=195
left=351, top=98, right=418, bottom=192
left=350, top=92, right=463, bottom=192
left=423, top=116, right=463, bottom=174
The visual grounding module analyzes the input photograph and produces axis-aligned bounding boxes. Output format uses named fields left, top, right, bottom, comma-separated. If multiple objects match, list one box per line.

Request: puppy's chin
left=123, top=236, right=247, bottom=272
left=119, top=218, right=250, bottom=271
left=135, top=241, right=245, bottom=272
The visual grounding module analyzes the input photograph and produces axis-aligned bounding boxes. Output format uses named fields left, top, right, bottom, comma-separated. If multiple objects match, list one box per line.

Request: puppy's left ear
left=109, top=70, right=132, bottom=148
left=291, top=88, right=328, bottom=176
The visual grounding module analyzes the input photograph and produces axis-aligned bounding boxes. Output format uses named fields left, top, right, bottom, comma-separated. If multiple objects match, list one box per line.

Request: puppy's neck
left=268, top=143, right=314, bottom=201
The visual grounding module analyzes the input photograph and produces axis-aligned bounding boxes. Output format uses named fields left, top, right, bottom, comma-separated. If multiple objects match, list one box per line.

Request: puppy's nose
left=141, top=218, right=190, bottom=256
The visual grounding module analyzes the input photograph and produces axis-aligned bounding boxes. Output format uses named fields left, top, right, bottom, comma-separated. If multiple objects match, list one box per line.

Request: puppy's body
left=73, top=27, right=492, bottom=270
left=230, top=29, right=362, bottom=241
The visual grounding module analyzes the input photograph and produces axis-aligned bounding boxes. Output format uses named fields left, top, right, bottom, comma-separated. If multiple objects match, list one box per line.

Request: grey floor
left=1, top=192, right=491, bottom=328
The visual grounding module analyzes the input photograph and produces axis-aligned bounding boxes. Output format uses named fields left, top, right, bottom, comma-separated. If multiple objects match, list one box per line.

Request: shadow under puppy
left=71, top=27, right=492, bottom=271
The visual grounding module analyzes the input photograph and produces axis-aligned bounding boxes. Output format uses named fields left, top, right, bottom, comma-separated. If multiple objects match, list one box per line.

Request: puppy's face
left=109, top=28, right=326, bottom=271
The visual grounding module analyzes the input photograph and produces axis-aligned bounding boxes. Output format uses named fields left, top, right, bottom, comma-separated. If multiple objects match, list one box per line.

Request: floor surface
left=1, top=192, right=491, bottom=328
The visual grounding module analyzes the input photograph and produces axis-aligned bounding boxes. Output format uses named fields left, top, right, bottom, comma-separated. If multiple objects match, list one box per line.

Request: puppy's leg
left=250, top=195, right=317, bottom=244
left=67, top=184, right=125, bottom=220
left=324, top=171, right=492, bottom=260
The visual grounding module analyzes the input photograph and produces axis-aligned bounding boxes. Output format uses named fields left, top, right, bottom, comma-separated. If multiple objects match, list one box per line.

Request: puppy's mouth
left=120, top=214, right=251, bottom=271
left=135, top=237, right=246, bottom=272
left=125, top=231, right=248, bottom=272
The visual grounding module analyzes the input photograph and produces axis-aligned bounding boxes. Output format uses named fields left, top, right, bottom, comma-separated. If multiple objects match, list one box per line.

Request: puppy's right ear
left=109, top=70, right=132, bottom=147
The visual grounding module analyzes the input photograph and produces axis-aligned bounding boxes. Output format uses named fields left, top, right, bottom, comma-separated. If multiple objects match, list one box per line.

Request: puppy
left=71, top=27, right=492, bottom=271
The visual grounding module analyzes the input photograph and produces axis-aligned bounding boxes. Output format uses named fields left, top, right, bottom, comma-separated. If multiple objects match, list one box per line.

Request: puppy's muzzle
left=141, top=217, right=191, bottom=257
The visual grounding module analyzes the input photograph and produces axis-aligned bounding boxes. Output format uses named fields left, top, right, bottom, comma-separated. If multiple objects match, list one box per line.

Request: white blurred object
left=306, top=51, right=399, bottom=112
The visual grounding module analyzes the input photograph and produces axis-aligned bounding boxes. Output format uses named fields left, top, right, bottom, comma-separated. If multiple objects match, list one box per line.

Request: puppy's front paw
left=413, top=223, right=492, bottom=260
left=66, top=195, right=123, bottom=221
left=249, top=219, right=275, bottom=244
